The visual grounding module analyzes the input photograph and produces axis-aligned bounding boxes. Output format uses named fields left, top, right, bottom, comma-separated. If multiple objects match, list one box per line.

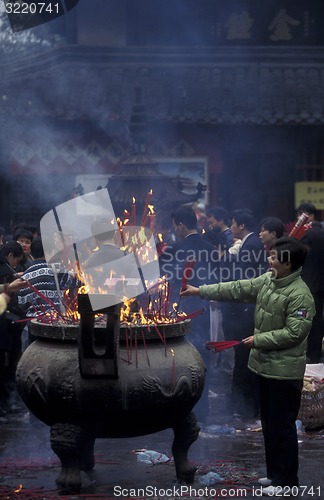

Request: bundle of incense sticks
left=289, top=212, right=310, bottom=240
left=180, top=258, right=196, bottom=292
left=205, top=340, right=242, bottom=352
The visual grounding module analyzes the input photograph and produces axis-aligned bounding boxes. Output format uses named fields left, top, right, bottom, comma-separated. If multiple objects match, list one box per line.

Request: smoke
left=0, top=0, right=311, bottom=232
left=0, top=3, right=52, bottom=54
left=40, top=189, right=160, bottom=311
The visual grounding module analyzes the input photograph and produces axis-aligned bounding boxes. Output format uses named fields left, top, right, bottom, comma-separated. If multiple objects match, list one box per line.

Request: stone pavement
left=0, top=367, right=323, bottom=499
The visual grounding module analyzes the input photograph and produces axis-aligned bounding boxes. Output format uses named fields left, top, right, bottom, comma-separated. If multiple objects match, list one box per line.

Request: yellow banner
left=295, top=182, right=324, bottom=210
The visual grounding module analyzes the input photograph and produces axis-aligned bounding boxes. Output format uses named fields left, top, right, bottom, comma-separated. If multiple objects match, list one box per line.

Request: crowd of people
left=0, top=201, right=323, bottom=496
left=0, top=224, right=81, bottom=415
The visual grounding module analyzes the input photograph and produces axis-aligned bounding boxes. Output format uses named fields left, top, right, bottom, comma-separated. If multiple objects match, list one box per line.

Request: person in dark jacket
left=297, top=203, right=324, bottom=363
left=181, top=236, right=315, bottom=495
left=14, top=228, right=34, bottom=271
left=160, top=206, right=218, bottom=424
left=259, top=217, right=285, bottom=250
left=227, top=209, right=268, bottom=418
left=206, top=206, right=234, bottom=249
left=82, top=218, right=141, bottom=309
left=0, top=241, right=25, bottom=413
left=18, top=237, right=80, bottom=319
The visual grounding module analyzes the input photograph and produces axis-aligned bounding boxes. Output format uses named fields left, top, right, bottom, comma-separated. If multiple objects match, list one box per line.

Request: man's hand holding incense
left=7, top=277, right=28, bottom=293
left=180, top=284, right=200, bottom=297
left=242, top=336, right=254, bottom=348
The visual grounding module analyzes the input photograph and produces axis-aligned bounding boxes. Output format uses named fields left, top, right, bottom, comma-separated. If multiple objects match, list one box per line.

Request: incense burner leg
left=80, top=433, right=96, bottom=472
left=50, top=423, right=94, bottom=493
left=172, top=412, right=200, bottom=484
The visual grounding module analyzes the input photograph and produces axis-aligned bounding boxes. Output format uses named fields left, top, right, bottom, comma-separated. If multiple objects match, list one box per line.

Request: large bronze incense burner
left=16, top=294, right=206, bottom=493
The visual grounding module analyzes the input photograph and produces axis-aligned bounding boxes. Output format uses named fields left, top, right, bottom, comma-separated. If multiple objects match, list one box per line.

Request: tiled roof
left=108, top=160, right=204, bottom=211
left=2, top=46, right=324, bottom=124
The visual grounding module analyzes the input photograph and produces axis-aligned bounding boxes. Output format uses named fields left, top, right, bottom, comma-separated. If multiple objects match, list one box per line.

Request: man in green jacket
left=181, top=237, right=315, bottom=496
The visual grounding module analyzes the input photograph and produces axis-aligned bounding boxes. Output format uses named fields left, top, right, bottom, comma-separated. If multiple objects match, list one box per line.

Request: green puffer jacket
left=199, top=269, right=315, bottom=380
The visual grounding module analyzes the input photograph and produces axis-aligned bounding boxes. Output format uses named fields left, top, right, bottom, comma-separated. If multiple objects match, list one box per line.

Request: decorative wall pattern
left=1, top=47, right=324, bottom=125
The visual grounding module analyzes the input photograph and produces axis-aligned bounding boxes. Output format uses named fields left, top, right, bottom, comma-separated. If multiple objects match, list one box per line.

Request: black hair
left=171, top=206, right=197, bottom=230
left=260, top=217, right=285, bottom=238
left=14, top=228, right=33, bottom=242
left=297, top=203, right=317, bottom=218
left=206, top=206, right=230, bottom=226
left=30, top=238, right=44, bottom=259
left=270, top=236, right=308, bottom=272
left=204, top=228, right=228, bottom=249
left=232, top=208, right=256, bottom=231
left=0, top=240, right=24, bottom=258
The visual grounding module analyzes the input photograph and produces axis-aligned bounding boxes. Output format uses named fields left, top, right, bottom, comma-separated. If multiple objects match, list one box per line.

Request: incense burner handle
left=77, top=294, right=120, bottom=379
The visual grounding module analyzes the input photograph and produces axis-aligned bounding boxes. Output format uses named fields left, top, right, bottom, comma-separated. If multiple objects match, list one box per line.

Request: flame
left=138, top=306, right=147, bottom=323
left=118, top=278, right=188, bottom=326
left=14, top=485, right=23, bottom=493
left=35, top=275, right=188, bottom=328
left=31, top=201, right=189, bottom=329
left=120, top=297, right=137, bottom=323
left=78, top=285, right=88, bottom=295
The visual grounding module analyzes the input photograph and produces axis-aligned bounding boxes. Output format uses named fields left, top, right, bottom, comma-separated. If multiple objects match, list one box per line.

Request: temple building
left=1, top=0, right=324, bottom=229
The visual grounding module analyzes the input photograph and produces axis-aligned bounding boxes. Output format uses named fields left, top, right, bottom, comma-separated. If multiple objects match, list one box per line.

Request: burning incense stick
left=171, top=348, right=175, bottom=384
left=180, top=258, right=196, bottom=292
left=175, top=258, right=196, bottom=314
left=131, top=197, right=136, bottom=225
left=141, top=189, right=153, bottom=226
left=149, top=210, right=156, bottom=234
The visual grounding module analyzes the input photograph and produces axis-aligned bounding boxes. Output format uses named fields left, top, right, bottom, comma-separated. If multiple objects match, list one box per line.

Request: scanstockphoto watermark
left=113, top=485, right=322, bottom=498
left=162, top=248, right=293, bottom=282
left=163, top=262, right=267, bottom=283
left=162, top=248, right=270, bottom=265
left=113, top=484, right=249, bottom=497
left=3, top=0, right=80, bottom=32
left=162, top=248, right=292, bottom=266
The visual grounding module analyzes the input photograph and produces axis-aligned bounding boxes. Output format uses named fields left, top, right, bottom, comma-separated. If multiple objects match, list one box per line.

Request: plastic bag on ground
left=136, top=449, right=171, bottom=465
left=203, top=424, right=236, bottom=435
left=199, top=471, right=224, bottom=485
left=304, top=364, right=324, bottom=379
left=295, top=419, right=304, bottom=433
